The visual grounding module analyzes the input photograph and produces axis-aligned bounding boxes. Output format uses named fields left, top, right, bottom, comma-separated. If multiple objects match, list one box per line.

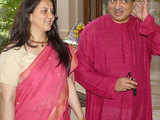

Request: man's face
left=108, top=0, right=136, bottom=23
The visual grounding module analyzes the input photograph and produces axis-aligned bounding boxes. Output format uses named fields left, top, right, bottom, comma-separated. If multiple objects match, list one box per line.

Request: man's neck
left=112, top=17, right=130, bottom=24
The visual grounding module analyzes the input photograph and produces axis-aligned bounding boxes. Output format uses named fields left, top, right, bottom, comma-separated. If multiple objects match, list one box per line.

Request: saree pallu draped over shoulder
left=15, top=45, right=70, bottom=120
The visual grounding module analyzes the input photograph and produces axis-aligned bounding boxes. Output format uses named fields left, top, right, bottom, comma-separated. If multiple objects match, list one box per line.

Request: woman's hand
left=68, top=73, right=85, bottom=120
left=0, top=83, right=16, bottom=120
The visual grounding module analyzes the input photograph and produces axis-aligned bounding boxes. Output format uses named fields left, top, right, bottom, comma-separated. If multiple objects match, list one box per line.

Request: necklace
left=30, top=40, right=48, bottom=47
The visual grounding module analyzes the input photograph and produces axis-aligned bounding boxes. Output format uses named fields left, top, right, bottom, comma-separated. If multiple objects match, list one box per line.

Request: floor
left=150, top=56, right=160, bottom=120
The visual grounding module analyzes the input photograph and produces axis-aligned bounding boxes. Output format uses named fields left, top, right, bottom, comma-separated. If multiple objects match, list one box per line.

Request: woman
left=0, top=0, right=84, bottom=120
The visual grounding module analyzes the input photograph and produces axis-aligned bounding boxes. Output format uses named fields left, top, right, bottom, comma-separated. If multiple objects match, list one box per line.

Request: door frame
left=83, top=0, right=102, bottom=24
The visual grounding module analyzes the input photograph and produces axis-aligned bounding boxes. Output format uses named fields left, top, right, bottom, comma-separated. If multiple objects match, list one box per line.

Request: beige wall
left=76, top=0, right=84, bottom=23
left=57, top=0, right=83, bottom=39
left=57, top=0, right=70, bottom=38
left=69, top=0, right=76, bottom=30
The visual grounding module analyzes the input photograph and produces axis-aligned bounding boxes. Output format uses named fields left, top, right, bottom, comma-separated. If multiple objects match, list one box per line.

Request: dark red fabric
left=75, top=14, right=160, bottom=120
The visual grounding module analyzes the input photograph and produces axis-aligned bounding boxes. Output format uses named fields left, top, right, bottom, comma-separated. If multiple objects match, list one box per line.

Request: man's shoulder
left=130, top=14, right=137, bottom=19
left=92, top=14, right=109, bottom=24
left=85, top=14, right=110, bottom=31
left=130, top=15, right=141, bottom=23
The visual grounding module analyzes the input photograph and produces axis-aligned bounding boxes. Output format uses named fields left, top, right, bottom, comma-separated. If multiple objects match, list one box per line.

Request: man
left=75, top=0, right=160, bottom=120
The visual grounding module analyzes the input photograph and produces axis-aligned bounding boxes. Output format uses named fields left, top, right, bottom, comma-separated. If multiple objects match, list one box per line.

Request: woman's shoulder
left=0, top=46, right=26, bottom=65
left=1, top=47, right=22, bottom=58
left=0, top=47, right=26, bottom=86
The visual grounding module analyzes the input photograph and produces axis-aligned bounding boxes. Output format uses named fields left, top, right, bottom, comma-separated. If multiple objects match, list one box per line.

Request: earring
left=53, top=24, right=57, bottom=30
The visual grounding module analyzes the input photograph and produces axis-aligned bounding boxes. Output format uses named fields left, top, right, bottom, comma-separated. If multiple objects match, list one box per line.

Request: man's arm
left=133, top=0, right=160, bottom=55
left=75, top=51, right=137, bottom=98
left=0, top=83, right=16, bottom=120
left=75, top=28, right=119, bottom=99
left=139, top=15, right=160, bottom=55
left=75, top=22, right=138, bottom=99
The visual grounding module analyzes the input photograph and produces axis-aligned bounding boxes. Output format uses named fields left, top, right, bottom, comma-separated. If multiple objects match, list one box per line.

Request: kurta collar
left=106, top=14, right=133, bottom=27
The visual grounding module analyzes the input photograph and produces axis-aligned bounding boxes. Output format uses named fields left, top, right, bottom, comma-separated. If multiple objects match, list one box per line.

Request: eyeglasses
left=109, top=0, right=132, bottom=4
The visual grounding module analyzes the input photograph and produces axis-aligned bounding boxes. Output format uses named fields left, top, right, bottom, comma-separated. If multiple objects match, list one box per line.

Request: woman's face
left=30, top=0, right=55, bottom=32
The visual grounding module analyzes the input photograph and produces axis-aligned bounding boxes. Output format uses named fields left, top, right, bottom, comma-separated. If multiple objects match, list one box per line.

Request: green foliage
left=0, top=36, right=8, bottom=52
left=0, top=0, right=21, bottom=32
left=0, top=0, right=21, bottom=51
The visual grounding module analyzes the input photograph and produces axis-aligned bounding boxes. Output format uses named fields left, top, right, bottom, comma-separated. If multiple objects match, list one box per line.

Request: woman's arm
left=0, top=83, right=16, bottom=120
left=68, top=73, right=85, bottom=120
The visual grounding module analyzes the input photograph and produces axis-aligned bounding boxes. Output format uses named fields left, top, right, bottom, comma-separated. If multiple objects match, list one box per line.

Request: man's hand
left=115, top=77, right=138, bottom=92
left=132, top=0, right=149, bottom=21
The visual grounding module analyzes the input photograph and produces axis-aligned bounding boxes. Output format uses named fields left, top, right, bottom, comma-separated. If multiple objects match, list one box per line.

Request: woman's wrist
left=78, top=114, right=85, bottom=120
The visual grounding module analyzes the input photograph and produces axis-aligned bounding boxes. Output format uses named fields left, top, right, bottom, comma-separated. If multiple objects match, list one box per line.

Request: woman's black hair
left=8, top=0, right=71, bottom=74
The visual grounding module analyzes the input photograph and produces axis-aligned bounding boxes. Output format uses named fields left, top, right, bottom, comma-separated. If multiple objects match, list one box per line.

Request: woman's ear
left=29, top=14, right=33, bottom=22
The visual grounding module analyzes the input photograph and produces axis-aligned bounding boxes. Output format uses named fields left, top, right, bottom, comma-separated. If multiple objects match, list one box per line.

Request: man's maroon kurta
left=75, top=14, right=160, bottom=120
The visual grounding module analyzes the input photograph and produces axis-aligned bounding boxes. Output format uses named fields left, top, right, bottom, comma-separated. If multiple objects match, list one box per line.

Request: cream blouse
left=0, top=47, right=36, bottom=86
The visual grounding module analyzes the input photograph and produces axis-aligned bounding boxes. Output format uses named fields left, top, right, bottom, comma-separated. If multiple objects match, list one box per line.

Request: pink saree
left=15, top=45, right=71, bottom=120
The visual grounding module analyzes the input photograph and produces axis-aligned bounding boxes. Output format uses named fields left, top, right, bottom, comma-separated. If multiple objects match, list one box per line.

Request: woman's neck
left=28, top=31, right=48, bottom=48
left=30, top=26, right=48, bottom=42
left=30, top=32, right=48, bottom=42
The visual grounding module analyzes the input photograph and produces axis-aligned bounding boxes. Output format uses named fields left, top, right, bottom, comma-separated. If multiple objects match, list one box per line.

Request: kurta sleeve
left=75, top=27, right=118, bottom=99
left=0, top=51, right=20, bottom=86
left=139, top=15, right=160, bottom=55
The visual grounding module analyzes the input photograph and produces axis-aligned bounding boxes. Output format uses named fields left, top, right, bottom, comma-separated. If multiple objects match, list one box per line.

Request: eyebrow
left=39, top=6, right=53, bottom=9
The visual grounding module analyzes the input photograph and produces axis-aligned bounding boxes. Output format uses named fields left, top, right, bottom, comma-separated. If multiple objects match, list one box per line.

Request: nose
left=115, top=0, right=121, bottom=9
